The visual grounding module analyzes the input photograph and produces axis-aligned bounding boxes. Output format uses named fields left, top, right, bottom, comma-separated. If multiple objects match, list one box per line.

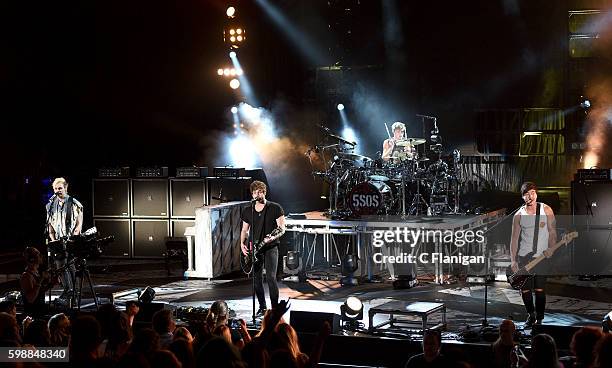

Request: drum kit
left=307, top=119, right=462, bottom=219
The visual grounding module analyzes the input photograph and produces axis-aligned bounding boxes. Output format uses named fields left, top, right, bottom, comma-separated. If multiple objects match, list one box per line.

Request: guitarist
left=240, top=181, right=286, bottom=317
left=510, top=182, right=557, bottom=328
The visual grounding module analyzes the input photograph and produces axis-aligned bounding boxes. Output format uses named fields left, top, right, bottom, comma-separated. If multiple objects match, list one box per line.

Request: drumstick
left=384, top=122, right=391, bottom=138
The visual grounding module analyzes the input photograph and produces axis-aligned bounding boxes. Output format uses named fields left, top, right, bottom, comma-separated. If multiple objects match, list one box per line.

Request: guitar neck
left=524, top=236, right=570, bottom=272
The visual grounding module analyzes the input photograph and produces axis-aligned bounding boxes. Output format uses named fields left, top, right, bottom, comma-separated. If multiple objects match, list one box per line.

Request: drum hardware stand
left=408, top=176, right=430, bottom=216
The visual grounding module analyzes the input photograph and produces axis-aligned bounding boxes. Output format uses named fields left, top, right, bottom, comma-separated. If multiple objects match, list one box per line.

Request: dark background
left=0, top=0, right=606, bottom=247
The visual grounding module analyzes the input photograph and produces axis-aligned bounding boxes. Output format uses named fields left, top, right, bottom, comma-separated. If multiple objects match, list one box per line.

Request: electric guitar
left=240, top=228, right=283, bottom=274
left=506, top=231, right=578, bottom=290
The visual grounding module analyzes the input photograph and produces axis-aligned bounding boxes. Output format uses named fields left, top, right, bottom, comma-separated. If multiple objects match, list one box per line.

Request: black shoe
left=255, top=307, right=267, bottom=317
left=524, top=314, right=536, bottom=329
left=535, top=319, right=543, bottom=326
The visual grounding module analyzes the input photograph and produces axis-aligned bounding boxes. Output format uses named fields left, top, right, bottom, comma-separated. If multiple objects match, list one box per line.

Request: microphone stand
left=250, top=199, right=256, bottom=325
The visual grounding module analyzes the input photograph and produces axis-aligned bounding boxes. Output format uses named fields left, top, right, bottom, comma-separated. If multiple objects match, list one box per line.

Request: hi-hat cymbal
left=396, top=138, right=426, bottom=146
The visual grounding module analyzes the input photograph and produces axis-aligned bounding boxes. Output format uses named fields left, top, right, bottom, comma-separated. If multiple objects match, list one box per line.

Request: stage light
left=337, top=103, right=345, bottom=111
left=217, top=68, right=224, bottom=76
left=236, top=69, right=243, bottom=76
left=223, top=68, right=230, bottom=76
left=230, top=29, right=236, bottom=35
left=237, top=35, right=243, bottom=42
left=231, top=106, right=238, bottom=114
left=230, top=36, right=236, bottom=42
left=604, top=311, right=612, bottom=333
left=229, top=51, right=236, bottom=58
left=226, top=6, right=236, bottom=17
left=340, top=296, right=364, bottom=329
left=229, top=79, right=240, bottom=89
left=581, top=99, right=591, bottom=109
left=230, top=69, right=236, bottom=76
left=236, top=28, right=242, bottom=35
left=138, top=286, right=156, bottom=304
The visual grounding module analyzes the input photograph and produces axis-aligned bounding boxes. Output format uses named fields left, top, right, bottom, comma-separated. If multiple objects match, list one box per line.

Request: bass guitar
left=241, top=228, right=283, bottom=274
left=506, top=231, right=578, bottom=290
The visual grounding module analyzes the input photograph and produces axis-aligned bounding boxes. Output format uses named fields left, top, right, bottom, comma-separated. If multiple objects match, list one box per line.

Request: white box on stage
left=184, top=201, right=248, bottom=279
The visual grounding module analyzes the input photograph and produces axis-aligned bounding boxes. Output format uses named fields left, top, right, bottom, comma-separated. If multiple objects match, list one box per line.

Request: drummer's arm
left=382, top=140, right=392, bottom=160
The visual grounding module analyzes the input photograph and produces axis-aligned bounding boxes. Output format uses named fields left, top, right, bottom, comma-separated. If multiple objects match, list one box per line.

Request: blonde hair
left=391, top=122, right=406, bottom=132
left=275, top=323, right=302, bottom=360
left=52, top=177, right=68, bottom=189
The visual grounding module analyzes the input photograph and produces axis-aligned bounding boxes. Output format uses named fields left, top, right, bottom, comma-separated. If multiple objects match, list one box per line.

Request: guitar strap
left=65, top=196, right=73, bottom=237
left=532, top=202, right=541, bottom=255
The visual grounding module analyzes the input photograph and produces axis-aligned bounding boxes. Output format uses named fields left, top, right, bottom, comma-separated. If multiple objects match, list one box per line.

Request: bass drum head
left=348, top=182, right=383, bottom=217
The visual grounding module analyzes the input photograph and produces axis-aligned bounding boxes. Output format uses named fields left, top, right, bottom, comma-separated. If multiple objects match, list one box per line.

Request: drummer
left=382, top=121, right=415, bottom=162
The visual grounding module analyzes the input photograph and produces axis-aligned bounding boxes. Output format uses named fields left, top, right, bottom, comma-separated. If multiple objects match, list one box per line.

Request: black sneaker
left=255, top=307, right=267, bottom=317
left=524, top=314, right=536, bottom=329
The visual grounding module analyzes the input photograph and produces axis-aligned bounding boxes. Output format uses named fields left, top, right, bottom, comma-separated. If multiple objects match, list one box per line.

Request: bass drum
left=347, top=181, right=394, bottom=217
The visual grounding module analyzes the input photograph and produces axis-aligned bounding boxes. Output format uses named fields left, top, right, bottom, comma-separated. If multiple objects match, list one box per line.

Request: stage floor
left=49, top=263, right=611, bottom=333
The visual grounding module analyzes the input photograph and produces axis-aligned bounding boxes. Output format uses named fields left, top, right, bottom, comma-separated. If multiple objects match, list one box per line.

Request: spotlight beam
left=229, top=53, right=258, bottom=105
left=254, top=0, right=328, bottom=65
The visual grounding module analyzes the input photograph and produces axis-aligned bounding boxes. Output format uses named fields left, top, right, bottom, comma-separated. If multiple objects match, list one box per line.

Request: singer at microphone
left=240, top=180, right=286, bottom=317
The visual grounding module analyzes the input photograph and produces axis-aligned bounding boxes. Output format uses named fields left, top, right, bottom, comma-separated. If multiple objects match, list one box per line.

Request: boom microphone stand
left=251, top=199, right=256, bottom=325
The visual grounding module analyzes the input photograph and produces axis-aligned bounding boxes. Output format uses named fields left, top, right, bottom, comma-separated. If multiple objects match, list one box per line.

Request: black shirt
left=404, top=354, right=449, bottom=368
left=241, top=201, right=284, bottom=246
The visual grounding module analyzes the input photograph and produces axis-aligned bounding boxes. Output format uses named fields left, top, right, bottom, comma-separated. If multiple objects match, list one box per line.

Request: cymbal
left=369, top=175, right=389, bottom=182
left=396, top=138, right=426, bottom=146
left=337, top=152, right=372, bottom=162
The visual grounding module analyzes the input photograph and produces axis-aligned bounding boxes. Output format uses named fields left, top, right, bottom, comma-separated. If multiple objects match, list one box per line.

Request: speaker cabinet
left=207, top=177, right=251, bottom=205
left=290, top=310, right=341, bottom=334
left=93, top=179, right=130, bottom=217
left=133, top=219, right=169, bottom=258
left=132, top=179, right=169, bottom=217
left=93, top=219, right=131, bottom=257
left=170, top=179, right=207, bottom=218
left=171, top=219, right=195, bottom=238
left=573, top=229, right=612, bottom=275
left=572, top=180, right=612, bottom=227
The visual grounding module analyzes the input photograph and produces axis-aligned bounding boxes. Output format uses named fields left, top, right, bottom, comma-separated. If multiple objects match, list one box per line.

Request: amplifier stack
left=571, top=168, right=612, bottom=276
left=93, top=166, right=256, bottom=258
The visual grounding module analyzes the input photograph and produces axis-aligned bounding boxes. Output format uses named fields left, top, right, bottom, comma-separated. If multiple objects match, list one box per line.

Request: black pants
left=519, top=257, right=547, bottom=320
left=254, top=246, right=279, bottom=309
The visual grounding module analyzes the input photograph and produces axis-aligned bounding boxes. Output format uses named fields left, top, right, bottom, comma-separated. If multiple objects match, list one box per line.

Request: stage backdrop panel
left=184, top=201, right=248, bottom=278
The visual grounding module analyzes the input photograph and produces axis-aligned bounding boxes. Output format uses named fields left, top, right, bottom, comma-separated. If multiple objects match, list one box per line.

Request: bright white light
left=342, top=126, right=357, bottom=145
left=237, top=35, right=243, bottom=42
left=237, top=28, right=243, bottom=35
left=230, top=29, right=236, bottom=35
left=236, top=69, right=243, bottom=76
left=231, top=106, right=238, bottom=114
left=223, top=69, right=230, bottom=76
left=581, top=100, right=591, bottom=109
left=229, top=51, right=236, bottom=58
left=226, top=7, right=236, bottom=17
left=229, top=136, right=256, bottom=168
left=230, top=69, right=236, bottom=76
left=337, top=103, right=345, bottom=111
left=230, top=36, right=236, bottom=42
left=229, top=79, right=240, bottom=89
left=345, top=296, right=363, bottom=314
left=217, top=68, right=223, bottom=76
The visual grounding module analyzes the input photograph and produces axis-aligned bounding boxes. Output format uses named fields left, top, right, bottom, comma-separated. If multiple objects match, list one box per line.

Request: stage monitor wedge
left=132, top=179, right=169, bottom=218
left=92, top=179, right=130, bottom=217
